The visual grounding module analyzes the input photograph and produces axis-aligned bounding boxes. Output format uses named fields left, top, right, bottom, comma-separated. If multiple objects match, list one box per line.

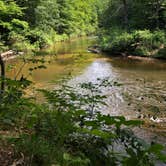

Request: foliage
left=0, top=0, right=29, bottom=52
left=100, top=0, right=166, bottom=30
left=0, top=0, right=104, bottom=52
left=100, top=29, right=166, bottom=58
left=33, top=0, right=100, bottom=38
left=99, top=0, right=166, bottom=58
left=0, top=74, right=166, bottom=165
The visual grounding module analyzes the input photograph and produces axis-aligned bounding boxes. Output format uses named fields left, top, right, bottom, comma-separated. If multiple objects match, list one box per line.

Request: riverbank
left=99, top=29, right=166, bottom=59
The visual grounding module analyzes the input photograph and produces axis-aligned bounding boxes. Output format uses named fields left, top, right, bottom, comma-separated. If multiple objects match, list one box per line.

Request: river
left=7, top=37, right=166, bottom=144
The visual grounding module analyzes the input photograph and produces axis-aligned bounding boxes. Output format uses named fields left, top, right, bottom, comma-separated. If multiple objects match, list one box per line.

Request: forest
left=0, top=0, right=166, bottom=57
left=0, top=0, right=105, bottom=51
left=0, top=0, right=166, bottom=166
left=99, top=0, right=166, bottom=58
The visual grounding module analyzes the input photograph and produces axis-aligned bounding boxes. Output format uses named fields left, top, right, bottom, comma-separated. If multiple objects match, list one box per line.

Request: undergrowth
left=0, top=73, right=166, bottom=165
left=99, top=29, right=166, bottom=58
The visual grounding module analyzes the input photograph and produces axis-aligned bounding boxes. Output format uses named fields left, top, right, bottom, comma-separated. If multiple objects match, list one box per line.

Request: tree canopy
left=100, top=0, right=166, bottom=30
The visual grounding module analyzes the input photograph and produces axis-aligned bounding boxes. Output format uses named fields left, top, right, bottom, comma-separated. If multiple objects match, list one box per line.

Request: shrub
left=100, top=29, right=166, bottom=57
left=0, top=41, right=9, bottom=52
left=26, top=29, right=51, bottom=49
left=26, top=28, right=69, bottom=50
left=154, top=46, right=166, bottom=59
left=8, top=31, right=36, bottom=53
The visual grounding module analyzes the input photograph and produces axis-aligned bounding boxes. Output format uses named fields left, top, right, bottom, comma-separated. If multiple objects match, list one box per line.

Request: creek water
left=7, top=37, right=166, bottom=144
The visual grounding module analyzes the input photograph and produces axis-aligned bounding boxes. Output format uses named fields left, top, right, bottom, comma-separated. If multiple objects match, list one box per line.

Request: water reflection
left=69, top=59, right=116, bottom=83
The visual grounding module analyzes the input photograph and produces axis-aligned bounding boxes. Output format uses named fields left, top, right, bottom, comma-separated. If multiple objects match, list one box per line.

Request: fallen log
left=0, top=50, right=16, bottom=61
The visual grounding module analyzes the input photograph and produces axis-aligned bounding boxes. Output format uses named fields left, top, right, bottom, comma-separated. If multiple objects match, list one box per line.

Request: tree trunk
left=0, top=55, right=5, bottom=95
left=156, top=0, right=160, bottom=29
left=122, top=0, right=129, bottom=30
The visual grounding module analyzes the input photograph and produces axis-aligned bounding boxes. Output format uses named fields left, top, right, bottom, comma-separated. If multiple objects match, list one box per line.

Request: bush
left=100, top=29, right=166, bottom=57
left=8, top=31, right=36, bottom=53
left=26, top=28, right=69, bottom=50
left=0, top=41, right=9, bottom=52
left=154, top=46, right=166, bottom=59
left=26, top=29, right=51, bottom=49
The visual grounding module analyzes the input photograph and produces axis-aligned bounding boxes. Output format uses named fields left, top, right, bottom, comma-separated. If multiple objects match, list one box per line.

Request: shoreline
left=101, top=51, right=166, bottom=61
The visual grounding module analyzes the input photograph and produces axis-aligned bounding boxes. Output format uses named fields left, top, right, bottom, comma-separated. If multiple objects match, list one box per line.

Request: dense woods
left=0, top=0, right=166, bottom=165
left=0, top=0, right=104, bottom=52
left=99, top=0, right=166, bottom=58
left=100, top=0, right=166, bottom=30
